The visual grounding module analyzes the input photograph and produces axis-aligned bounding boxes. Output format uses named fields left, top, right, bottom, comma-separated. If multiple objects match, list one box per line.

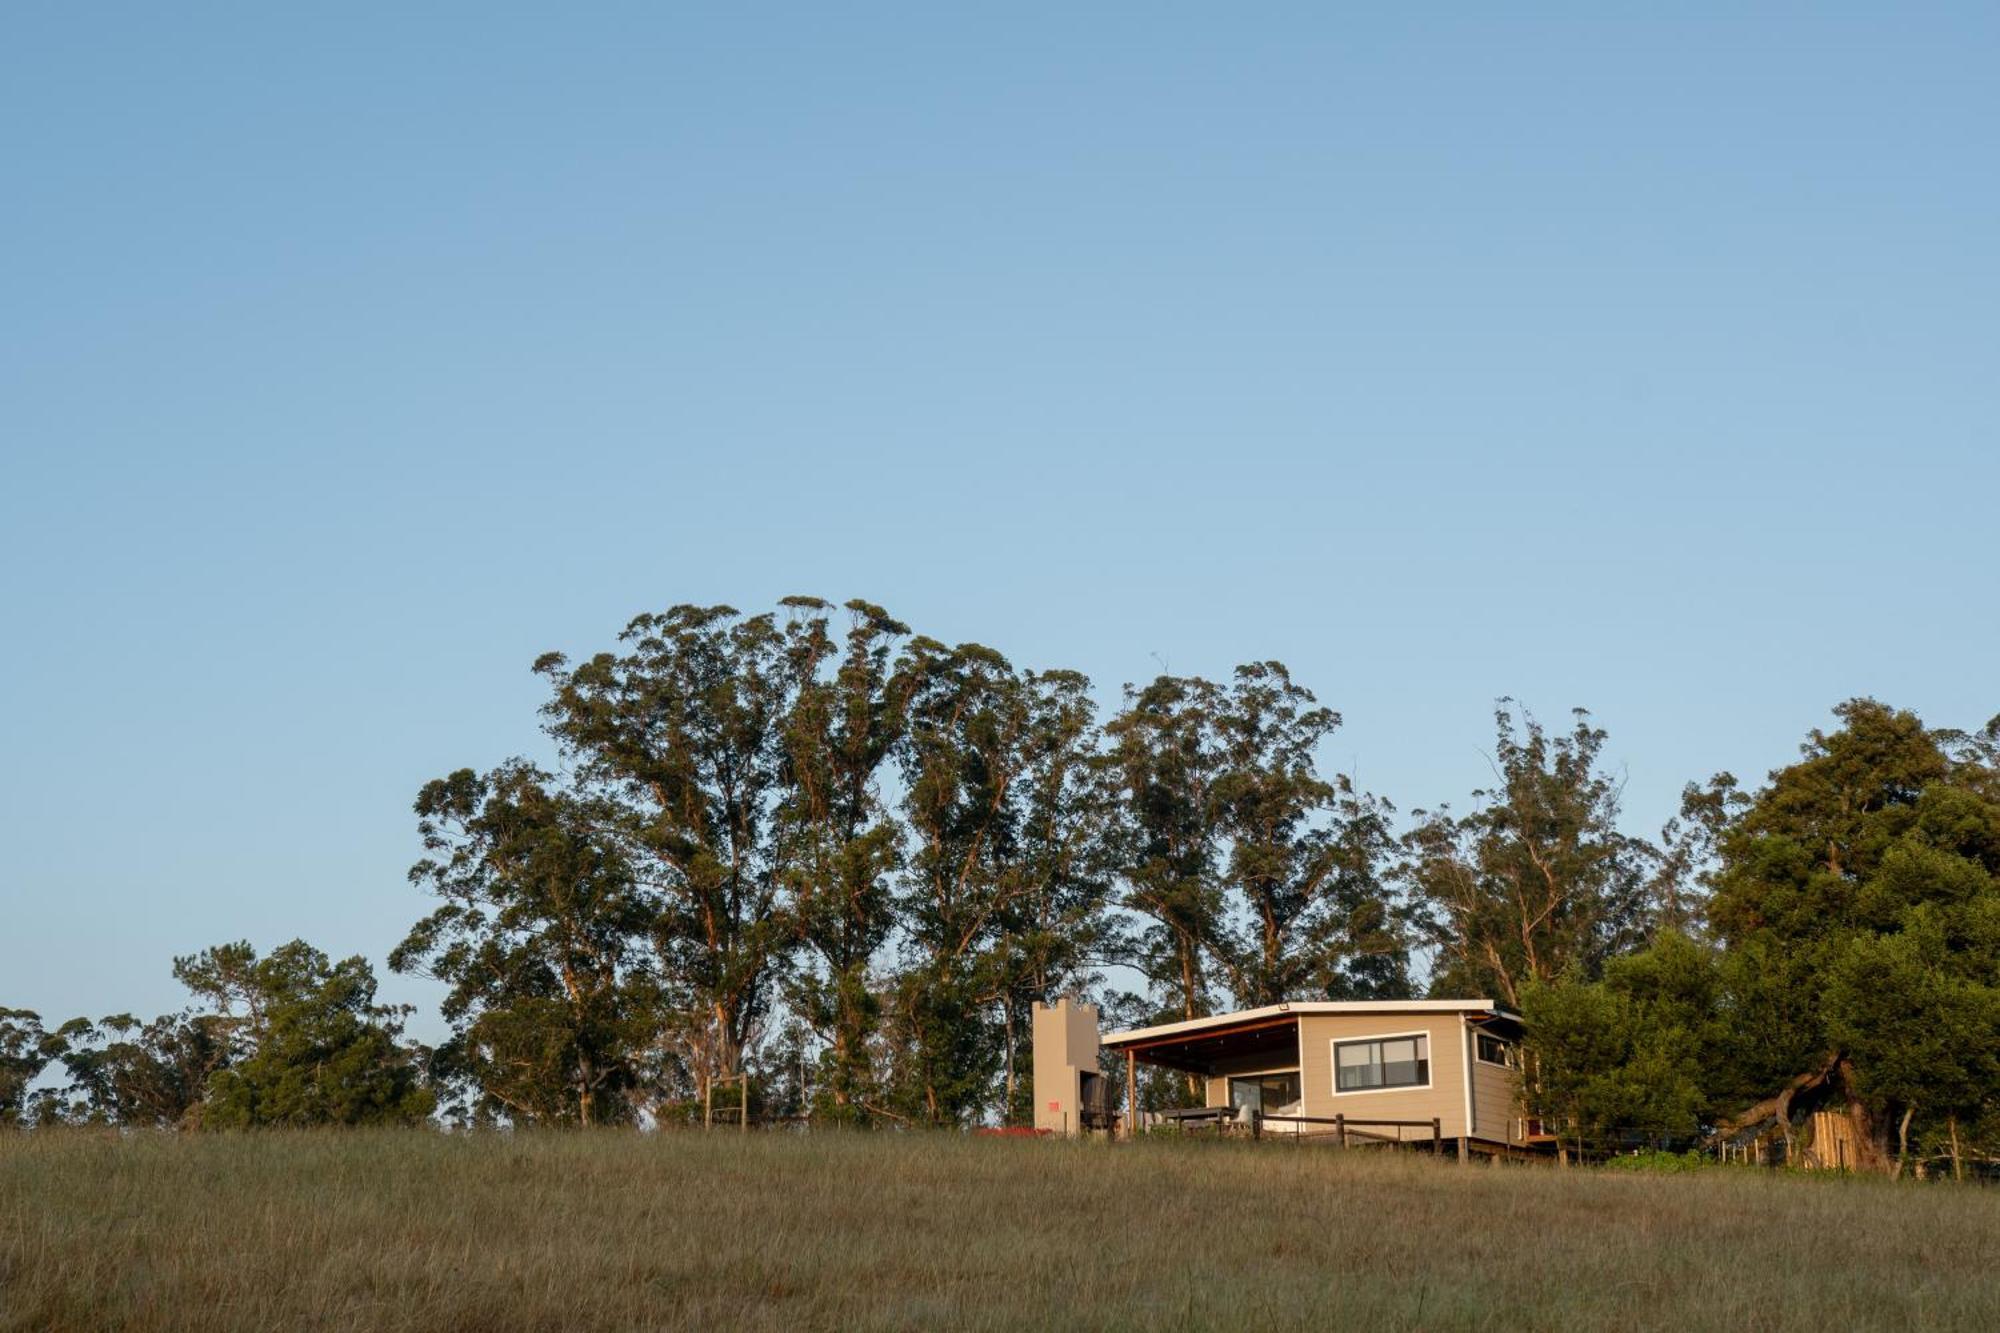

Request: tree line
left=5, top=599, right=1996, bottom=1177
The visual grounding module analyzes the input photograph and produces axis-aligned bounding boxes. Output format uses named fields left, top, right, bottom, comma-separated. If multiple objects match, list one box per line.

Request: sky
left=3, top=5, right=1996, bottom=1037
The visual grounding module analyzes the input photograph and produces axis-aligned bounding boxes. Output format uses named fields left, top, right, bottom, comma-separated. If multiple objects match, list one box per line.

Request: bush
left=1604, top=1148, right=1710, bottom=1173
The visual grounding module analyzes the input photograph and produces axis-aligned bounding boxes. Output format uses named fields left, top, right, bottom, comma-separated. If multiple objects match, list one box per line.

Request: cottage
left=1033, top=997, right=1533, bottom=1156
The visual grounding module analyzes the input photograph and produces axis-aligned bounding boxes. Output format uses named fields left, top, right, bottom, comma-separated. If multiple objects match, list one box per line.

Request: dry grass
left=3, top=1130, right=1998, bottom=1331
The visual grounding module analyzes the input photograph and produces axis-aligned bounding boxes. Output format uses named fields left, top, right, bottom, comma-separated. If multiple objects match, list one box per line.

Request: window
left=1334, top=1034, right=1429, bottom=1092
left=1475, top=1033, right=1517, bottom=1068
left=1228, top=1071, right=1301, bottom=1115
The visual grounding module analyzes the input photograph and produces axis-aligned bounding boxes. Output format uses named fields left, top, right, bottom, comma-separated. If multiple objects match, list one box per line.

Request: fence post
left=1251, top=1108, right=1262, bottom=1141
left=1336, top=1114, right=1346, bottom=1149
left=742, top=1076, right=750, bottom=1135
left=1432, top=1117, right=1441, bottom=1157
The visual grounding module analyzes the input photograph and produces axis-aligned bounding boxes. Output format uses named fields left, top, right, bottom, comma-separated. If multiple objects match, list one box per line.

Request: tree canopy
left=8, top=594, right=1994, bottom=1180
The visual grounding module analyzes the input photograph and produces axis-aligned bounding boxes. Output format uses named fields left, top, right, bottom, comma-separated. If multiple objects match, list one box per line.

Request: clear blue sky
left=4, top=5, right=1995, bottom=1035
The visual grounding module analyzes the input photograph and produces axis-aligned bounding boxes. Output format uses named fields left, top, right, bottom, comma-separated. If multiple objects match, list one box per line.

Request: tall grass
left=3, top=1129, right=1997, bottom=1331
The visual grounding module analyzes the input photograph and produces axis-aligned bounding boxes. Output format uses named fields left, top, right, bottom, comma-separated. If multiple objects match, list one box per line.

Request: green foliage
left=1104, top=673, right=1227, bottom=1021
left=181, top=940, right=434, bottom=1129
left=1105, top=666, right=1407, bottom=1024
left=536, top=603, right=797, bottom=1102
left=393, top=763, right=657, bottom=1126
left=1520, top=933, right=1716, bottom=1153
left=1705, top=700, right=2000, bottom=1172
left=774, top=599, right=916, bottom=1122
left=0, top=1009, right=59, bottom=1126
left=1526, top=702, right=2000, bottom=1174
left=28, top=592, right=1995, bottom=1161
left=889, top=644, right=1121, bottom=1122
left=1401, top=703, right=1655, bottom=1008
left=42, top=1011, right=228, bottom=1128
left=1602, top=1148, right=1711, bottom=1173
left=1210, top=662, right=1409, bottom=1005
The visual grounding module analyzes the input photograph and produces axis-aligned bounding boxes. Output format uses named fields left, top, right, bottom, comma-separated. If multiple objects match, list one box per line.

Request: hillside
left=4, top=1131, right=1997, bottom=1331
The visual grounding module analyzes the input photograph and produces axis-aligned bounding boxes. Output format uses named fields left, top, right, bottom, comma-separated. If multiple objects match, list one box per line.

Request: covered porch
left=1099, top=1003, right=1487, bottom=1155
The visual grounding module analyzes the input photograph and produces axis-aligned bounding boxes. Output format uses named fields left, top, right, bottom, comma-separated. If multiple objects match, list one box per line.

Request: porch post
left=1125, top=1051, right=1137, bottom=1140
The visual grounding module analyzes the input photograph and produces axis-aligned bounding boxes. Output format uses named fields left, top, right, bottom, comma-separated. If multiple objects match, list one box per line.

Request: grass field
left=4, top=1130, right=1998, bottom=1331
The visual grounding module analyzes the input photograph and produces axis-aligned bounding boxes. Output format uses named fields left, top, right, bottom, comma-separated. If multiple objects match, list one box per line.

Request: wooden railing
left=1150, top=1107, right=1446, bottom=1154
left=1257, top=1113, right=1443, bottom=1153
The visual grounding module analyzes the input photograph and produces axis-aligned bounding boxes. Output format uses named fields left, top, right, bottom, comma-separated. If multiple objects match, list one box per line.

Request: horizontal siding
left=1470, top=1054, right=1522, bottom=1143
left=1299, top=1014, right=1466, bottom=1139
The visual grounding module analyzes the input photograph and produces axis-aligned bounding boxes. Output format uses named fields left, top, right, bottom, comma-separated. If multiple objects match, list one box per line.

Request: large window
left=1334, top=1034, right=1430, bottom=1092
left=1228, top=1071, right=1301, bottom=1115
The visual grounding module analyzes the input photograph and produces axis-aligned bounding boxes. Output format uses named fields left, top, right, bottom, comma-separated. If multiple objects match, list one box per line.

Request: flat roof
left=1101, top=999, right=1517, bottom=1049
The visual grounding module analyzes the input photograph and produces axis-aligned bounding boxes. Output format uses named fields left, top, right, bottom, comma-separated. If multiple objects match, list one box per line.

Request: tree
left=1401, top=703, right=1654, bottom=1008
left=394, top=762, right=658, bottom=1125
left=774, top=599, right=917, bottom=1120
left=177, top=940, right=434, bottom=1128
left=1519, top=931, right=1720, bottom=1161
left=988, top=668, right=1120, bottom=1122
left=0, top=1009, right=59, bottom=1126
left=534, top=604, right=794, bottom=1111
left=41, top=1011, right=229, bottom=1128
left=1209, top=662, right=1407, bottom=1006
left=1105, top=674, right=1228, bottom=1023
left=1706, top=699, right=2000, bottom=1174
left=887, top=639, right=1031, bottom=1123
left=884, top=646, right=1123, bottom=1125
left=1823, top=912, right=2000, bottom=1177
left=1646, top=775, right=1747, bottom=936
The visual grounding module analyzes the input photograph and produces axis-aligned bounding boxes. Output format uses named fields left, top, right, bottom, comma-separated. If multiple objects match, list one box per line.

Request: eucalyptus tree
left=40, top=1010, right=228, bottom=1128
left=1400, top=703, right=1654, bottom=1008
left=773, top=598, right=917, bottom=1120
left=1104, top=673, right=1228, bottom=1022
left=887, top=638, right=1028, bottom=1122
left=533, top=605, right=795, bottom=1112
left=393, top=762, right=657, bottom=1125
left=990, top=667, right=1121, bottom=1119
left=0, top=1009, right=57, bottom=1125
left=885, top=645, right=1122, bottom=1124
left=1209, top=662, right=1408, bottom=1007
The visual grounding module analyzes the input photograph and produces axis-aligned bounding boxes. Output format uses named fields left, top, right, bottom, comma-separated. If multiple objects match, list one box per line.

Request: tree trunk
left=1895, top=1104, right=1915, bottom=1180
left=1002, top=996, right=1016, bottom=1121
left=1950, top=1114, right=1964, bottom=1182
left=1837, top=1061, right=1895, bottom=1175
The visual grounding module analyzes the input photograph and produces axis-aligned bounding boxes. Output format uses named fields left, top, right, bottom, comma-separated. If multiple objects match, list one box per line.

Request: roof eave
left=1101, top=999, right=1512, bottom=1048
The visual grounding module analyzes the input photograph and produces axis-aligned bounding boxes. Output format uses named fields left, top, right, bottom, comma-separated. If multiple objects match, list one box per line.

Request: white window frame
left=1474, top=1031, right=1517, bottom=1069
left=1330, top=1028, right=1434, bottom=1097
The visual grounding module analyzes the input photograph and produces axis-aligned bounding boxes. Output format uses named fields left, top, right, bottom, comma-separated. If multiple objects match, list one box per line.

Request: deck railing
left=1152, top=1107, right=1445, bottom=1154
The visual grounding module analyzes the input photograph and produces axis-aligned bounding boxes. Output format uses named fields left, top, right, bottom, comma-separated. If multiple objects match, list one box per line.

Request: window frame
left=1227, top=1069, right=1302, bottom=1115
left=1474, top=1032, right=1517, bottom=1069
left=1330, top=1029, right=1434, bottom=1096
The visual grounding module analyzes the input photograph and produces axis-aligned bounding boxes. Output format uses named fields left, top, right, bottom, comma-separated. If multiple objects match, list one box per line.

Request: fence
left=1149, top=1105, right=1447, bottom=1154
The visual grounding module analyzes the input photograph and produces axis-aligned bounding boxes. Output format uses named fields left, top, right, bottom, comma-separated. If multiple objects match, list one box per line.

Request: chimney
left=1031, top=996, right=1101, bottom=1136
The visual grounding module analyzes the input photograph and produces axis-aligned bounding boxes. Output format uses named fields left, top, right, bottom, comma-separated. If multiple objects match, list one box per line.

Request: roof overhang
left=1102, top=999, right=1517, bottom=1053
